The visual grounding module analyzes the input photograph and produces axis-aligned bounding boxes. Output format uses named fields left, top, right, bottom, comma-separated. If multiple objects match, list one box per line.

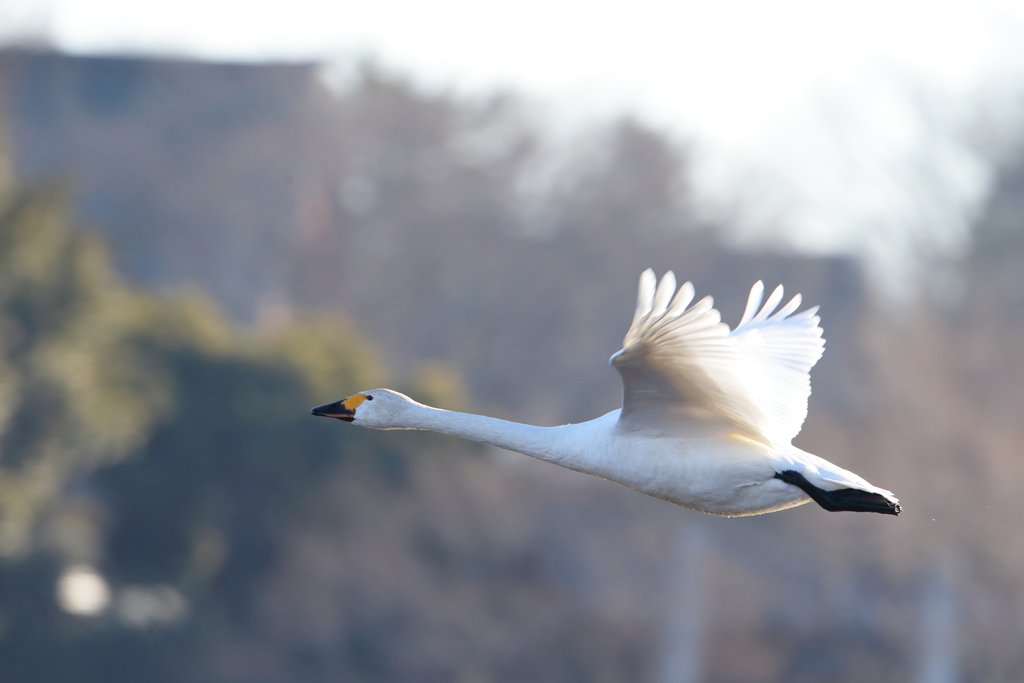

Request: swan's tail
left=774, top=470, right=901, bottom=515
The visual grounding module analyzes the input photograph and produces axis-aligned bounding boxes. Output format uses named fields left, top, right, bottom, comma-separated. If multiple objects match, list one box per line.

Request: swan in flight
left=312, top=270, right=900, bottom=517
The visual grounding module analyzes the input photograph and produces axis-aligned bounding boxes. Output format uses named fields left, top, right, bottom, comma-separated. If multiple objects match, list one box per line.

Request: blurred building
left=0, top=48, right=865, bottom=425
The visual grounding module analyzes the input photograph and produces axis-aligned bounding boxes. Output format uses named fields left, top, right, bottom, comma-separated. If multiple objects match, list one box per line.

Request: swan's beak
left=311, top=398, right=357, bottom=422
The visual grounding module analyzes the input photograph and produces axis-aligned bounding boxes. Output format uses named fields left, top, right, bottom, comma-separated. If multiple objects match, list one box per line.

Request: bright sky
left=3, top=0, right=1024, bottom=284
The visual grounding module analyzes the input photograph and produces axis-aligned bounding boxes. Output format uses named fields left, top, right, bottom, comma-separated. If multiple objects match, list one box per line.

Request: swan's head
left=310, top=389, right=418, bottom=429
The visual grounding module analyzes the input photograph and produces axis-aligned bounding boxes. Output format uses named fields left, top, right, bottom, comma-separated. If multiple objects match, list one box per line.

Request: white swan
left=313, top=270, right=900, bottom=517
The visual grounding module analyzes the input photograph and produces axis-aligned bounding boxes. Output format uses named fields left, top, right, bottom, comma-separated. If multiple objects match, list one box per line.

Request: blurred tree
left=0, top=115, right=11, bottom=201
left=0, top=181, right=170, bottom=558
left=0, top=126, right=448, bottom=680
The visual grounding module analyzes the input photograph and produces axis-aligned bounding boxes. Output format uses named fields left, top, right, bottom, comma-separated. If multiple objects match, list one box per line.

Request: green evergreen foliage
left=0, top=183, right=167, bottom=557
left=0, top=176, right=454, bottom=681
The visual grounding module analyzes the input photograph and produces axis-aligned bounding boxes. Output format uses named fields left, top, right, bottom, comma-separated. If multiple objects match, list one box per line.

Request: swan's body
left=313, top=271, right=900, bottom=517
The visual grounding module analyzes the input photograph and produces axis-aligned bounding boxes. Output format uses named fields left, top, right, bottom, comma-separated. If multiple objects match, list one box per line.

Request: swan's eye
left=366, top=395, right=373, bottom=401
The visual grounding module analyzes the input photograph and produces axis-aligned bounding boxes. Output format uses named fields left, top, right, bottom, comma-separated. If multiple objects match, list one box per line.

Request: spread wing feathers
left=613, top=270, right=768, bottom=440
left=731, top=280, right=825, bottom=444
left=612, top=270, right=824, bottom=446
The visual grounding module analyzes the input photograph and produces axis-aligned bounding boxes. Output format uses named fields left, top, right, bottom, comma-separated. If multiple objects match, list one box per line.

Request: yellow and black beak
left=311, top=394, right=366, bottom=422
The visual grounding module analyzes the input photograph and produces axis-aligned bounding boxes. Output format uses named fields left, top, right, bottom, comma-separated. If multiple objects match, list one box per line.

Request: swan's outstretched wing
left=731, top=280, right=824, bottom=444
left=611, top=270, right=824, bottom=446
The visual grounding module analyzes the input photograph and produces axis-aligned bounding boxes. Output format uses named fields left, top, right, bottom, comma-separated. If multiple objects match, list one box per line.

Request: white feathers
left=327, top=268, right=900, bottom=516
left=732, top=281, right=824, bottom=444
left=613, top=269, right=824, bottom=447
left=738, top=280, right=766, bottom=327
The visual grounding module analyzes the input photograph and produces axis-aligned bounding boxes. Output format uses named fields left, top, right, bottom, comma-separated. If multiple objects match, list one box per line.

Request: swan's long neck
left=401, top=404, right=586, bottom=468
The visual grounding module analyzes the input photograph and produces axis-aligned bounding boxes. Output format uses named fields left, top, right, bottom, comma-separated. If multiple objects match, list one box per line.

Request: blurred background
left=0, top=1, right=1024, bottom=681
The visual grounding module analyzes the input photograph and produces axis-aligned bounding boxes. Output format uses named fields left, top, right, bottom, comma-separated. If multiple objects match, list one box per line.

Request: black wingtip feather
left=774, top=470, right=901, bottom=516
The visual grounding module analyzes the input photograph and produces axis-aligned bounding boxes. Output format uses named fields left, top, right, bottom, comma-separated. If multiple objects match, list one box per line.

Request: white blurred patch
left=56, top=565, right=111, bottom=616
left=115, top=585, right=189, bottom=628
